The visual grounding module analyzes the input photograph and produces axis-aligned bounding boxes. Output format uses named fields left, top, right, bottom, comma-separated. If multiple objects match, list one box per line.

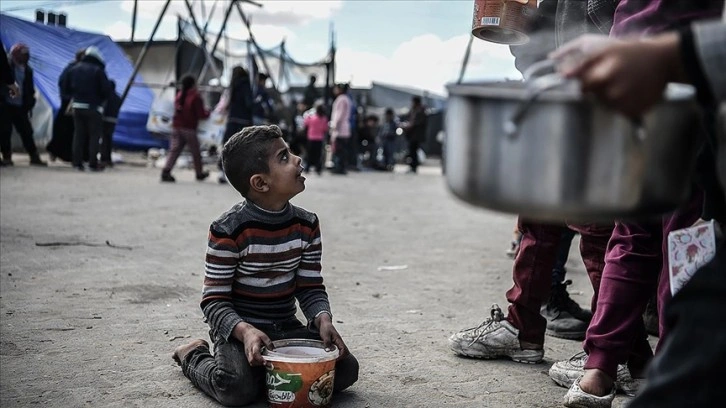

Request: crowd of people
left=1, top=44, right=429, bottom=180
left=1, top=43, right=121, bottom=171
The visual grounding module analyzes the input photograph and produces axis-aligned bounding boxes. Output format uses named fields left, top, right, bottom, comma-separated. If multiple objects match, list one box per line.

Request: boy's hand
left=232, top=322, right=273, bottom=366
left=315, top=313, right=347, bottom=357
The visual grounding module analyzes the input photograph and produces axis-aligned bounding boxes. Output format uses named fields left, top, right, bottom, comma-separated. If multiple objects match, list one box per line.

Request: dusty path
left=0, top=157, right=641, bottom=407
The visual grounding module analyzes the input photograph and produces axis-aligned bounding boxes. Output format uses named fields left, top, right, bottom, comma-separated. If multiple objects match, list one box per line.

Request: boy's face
left=263, top=138, right=306, bottom=200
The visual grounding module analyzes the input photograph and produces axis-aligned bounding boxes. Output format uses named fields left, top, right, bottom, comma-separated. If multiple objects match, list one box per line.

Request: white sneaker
left=448, top=304, right=544, bottom=364
left=549, top=351, right=640, bottom=396
left=563, top=377, right=615, bottom=408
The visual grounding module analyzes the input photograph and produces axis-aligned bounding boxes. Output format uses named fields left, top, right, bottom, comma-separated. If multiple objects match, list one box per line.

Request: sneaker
left=541, top=280, right=592, bottom=340
left=448, top=304, right=544, bottom=364
left=161, top=171, right=176, bottom=182
left=563, top=376, right=615, bottom=408
left=2, top=158, right=14, bottom=166
left=549, top=351, right=639, bottom=396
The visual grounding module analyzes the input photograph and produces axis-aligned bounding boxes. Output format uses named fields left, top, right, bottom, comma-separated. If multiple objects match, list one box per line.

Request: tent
left=0, top=14, right=162, bottom=150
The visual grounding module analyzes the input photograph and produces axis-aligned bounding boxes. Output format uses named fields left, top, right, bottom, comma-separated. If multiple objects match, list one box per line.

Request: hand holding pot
left=551, top=32, right=686, bottom=117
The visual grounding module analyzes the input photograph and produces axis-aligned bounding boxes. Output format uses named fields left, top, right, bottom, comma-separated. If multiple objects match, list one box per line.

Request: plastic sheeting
left=0, top=14, right=163, bottom=150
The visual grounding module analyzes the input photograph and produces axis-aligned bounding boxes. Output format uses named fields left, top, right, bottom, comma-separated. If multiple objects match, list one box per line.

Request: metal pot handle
left=522, top=59, right=557, bottom=81
left=505, top=72, right=567, bottom=138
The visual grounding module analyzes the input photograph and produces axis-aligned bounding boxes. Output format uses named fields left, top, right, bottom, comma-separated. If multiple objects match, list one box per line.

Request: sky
left=0, top=0, right=521, bottom=95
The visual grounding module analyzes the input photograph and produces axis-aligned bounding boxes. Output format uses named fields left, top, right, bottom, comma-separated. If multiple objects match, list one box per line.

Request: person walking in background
left=302, top=74, right=319, bottom=110
left=378, top=108, right=398, bottom=171
left=403, top=96, right=426, bottom=174
left=161, top=75, right=210, bottom=183
left=330, top=83, right=351, bottom=175
left=0, top=43, right=46, bottom=167
left=218, top=65, right=253, bottom=184
left=48, top=48, right=85, bottom=163
left=303, top=104, right=328, bottom=175
left=252, top=72, right=274, bottom=125
left=101, top=79, right=121, bottom=168
left=66, top=46, right=110, bottom=171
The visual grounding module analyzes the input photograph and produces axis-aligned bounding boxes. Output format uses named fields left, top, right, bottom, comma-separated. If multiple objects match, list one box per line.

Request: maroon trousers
left=163, top=127, right=203, bottom=175
left=584, top=191, right=704, bottom=379
left=505, top=218, right=612, bottom=346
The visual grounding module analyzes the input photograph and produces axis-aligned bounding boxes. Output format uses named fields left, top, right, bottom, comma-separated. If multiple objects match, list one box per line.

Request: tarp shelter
left=0, top=14, right=162, bottom=150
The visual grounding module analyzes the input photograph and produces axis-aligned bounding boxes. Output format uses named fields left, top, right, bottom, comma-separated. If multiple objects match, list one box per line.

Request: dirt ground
left=0, top=155, right=646, bottom=407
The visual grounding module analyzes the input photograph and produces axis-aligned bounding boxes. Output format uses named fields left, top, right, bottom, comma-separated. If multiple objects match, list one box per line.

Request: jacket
left=67, top=55, right=110, bottom=112
left=330, top=93, right=351, bottom=138
left=1, top=59, right=35, bottom=111
left=58, top=61, right=78, bottom=102
left=172, top=88, right=209, bottom=130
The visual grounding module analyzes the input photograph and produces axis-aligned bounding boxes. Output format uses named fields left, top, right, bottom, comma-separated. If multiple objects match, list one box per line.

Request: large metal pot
left=444, top=77, right=702, bottom=221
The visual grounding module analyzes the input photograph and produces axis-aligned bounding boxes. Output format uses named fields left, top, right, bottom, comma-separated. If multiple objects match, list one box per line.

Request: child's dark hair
left=222, top=125, right=283, bottom=197
left=315, top=104, right=325, bottom=117
left=176, top=75, right=196, bottom=112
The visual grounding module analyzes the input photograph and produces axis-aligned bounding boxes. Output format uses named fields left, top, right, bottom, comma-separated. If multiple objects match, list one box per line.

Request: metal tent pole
left=235, top=1, right=278, bottom=93
left=183, top=0, right=222, bottom=81
left=120, top=0, right=172, bottom=108
left=199, top=0, right=237, bottom=81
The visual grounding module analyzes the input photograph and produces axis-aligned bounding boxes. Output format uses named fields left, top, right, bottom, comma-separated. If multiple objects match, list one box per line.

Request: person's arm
left=294, top=216, right=345, bottom=354
left=27, top=67, right=36, bottom=110
left=201, top=225, right=245, bottom=341
left=321, top=116, right=329, bottom=133
left=294, top=216, right=332, bottom=327
left=554, top=32, right=686, bottom=117
left=195, top=94, right=211, bottom=119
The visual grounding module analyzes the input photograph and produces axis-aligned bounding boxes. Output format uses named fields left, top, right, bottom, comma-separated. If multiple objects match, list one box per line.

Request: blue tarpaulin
left=0, top=14, right=164, bottom=150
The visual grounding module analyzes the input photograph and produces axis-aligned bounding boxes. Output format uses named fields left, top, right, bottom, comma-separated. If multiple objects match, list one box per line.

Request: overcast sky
left=1, top=0, right=520, bottom=94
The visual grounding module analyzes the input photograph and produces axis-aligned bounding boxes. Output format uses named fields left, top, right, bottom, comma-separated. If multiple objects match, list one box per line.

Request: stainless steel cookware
left=444, top=77, right=702, bottom=221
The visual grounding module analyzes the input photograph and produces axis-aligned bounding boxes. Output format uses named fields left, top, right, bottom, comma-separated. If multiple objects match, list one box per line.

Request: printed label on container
left=481, top=16, right=501, bottom=26
left=267, top=371, right=303, bottom=403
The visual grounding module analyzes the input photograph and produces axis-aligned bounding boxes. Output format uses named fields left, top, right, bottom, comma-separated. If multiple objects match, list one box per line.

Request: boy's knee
left=213, top=370, right=260, bottom=406
left=334, top=354, right=360, bottom=392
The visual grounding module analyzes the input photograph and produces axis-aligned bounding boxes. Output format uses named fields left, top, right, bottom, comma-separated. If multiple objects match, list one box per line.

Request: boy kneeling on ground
left=173, top=125, right=359, bottom=406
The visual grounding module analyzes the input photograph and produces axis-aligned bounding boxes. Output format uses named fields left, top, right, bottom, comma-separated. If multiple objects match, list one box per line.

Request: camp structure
left=0, top=13, right=160, bottom=150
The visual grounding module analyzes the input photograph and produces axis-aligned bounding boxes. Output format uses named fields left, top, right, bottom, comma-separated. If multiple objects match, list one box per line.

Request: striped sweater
left=201, top=201, right=330, bottom=341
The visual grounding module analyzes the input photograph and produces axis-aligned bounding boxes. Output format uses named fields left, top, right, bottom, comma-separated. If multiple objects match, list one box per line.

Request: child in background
left=303, top=104, right=328, bottom=175
left=172, top=125, right=358, bottom=406
left=378, top=108, right=398, bottom=171
left=161, top=75, right=209, bottom=182
left=101, top=79, right=121, bottom=168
